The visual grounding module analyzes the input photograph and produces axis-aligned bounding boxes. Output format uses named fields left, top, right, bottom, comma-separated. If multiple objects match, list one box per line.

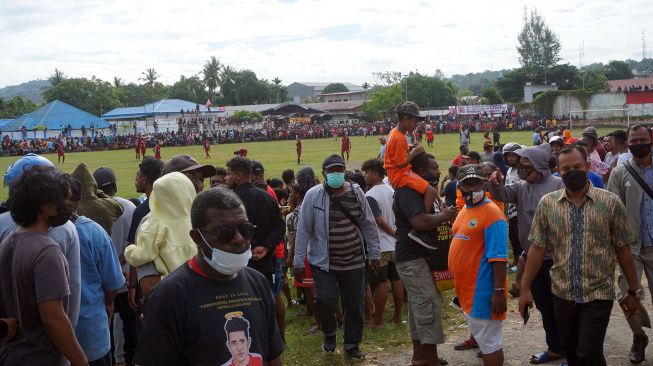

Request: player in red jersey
left=341, top=132, right=351, bottom=161
left=153, top=142, right=161, bottom=160
left=203, top=139, right=211, bottom=159
left=295, top=136, right=302, bottom=164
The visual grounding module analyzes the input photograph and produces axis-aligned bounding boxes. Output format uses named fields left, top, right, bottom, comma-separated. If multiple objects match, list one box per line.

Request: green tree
left=202, top=56, right=221, bottom=101
left=270, top=78, right=287, bottom=103
left=362, top=82, right=370, bottom=90
left=49, top=69, right=66, bottom=86
left=372, top=71, right=402, bottom=86
left=322, top=83, right=349, bottom=94
left=403, top=72, right=457, bottom=109
left=169, top=75, right=209, bottom=103
left=0, top=96, right=37, bottom=118
left=580, top=70, right=609, bottom=92
left=517, top=8, right=561, bottom=70
left=362, top=84, right=404, bottom=120
left=495, top=66, right=543, bottom=102
left=113, top=77, right=123, bottom=88
left=604, top=60, right=633, bottom=80
left=140, top=68, right=159, bottom=88
left=43, top=77, right=120, bottom=116
left=481, top=86, right=504, bottom=104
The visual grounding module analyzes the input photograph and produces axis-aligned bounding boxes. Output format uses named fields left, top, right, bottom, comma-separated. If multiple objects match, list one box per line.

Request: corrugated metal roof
left=103, top=99, right=224, bottom=119
left=4, top=100, right=109, bottom=131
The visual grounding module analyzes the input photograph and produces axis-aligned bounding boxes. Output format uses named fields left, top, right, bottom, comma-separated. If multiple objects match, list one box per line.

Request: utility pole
left=643, top=29, right=647, bottom=61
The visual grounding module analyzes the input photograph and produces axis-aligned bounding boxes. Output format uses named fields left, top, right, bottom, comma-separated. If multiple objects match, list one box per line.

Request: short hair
left=448, top=165, right=460, bottom=175
left=226, top=157, right=252, bottom=177
left=281, top=169, right=295, bottom=185
left=190, top=187, right=244, bottom=228
left=225, top=316, right=250, bottom=338
left=608, top=130, right=627, bottom=143
left=460, top=145, right=468, bottom=152
left=628, top=124, right=652, bottom=137
left=411, top=152, right=436, bottom=173
left=361, top=158, right=385, bottom=177
left=214, top=166, right=227, bottom=177
left=559, top=145, right=587, bottom=162
left=268, top=178, right=284, bottom=189
left=8, top=167, right=69, bottom=227
left=346, top=171, right=366, bottom=187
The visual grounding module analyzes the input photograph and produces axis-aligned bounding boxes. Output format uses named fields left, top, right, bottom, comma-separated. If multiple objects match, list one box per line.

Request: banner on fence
left=448, top=104, right=508, bottom=115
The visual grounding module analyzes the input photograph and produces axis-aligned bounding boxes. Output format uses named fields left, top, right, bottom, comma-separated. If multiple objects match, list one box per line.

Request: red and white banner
left=448, top=104, right=508, bottom=115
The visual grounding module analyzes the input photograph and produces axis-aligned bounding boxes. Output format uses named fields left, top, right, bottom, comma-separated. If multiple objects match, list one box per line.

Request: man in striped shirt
left=293, top=155, right=381, bottom=360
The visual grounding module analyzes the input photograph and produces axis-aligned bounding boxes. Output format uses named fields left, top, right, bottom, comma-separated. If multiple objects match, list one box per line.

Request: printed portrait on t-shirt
left=221, top=312, right=263, bottom=366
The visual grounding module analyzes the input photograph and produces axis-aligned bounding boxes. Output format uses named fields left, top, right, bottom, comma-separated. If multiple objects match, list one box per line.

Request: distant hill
left=0, top=79, right=51, bottom=104
left=447, top=69, right=512, bottom=95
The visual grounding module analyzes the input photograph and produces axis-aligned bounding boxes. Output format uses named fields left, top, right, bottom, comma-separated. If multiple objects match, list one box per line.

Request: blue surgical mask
left=326, top=172, right=345, bottom=188
left=198, top=231, right=251, bottom=275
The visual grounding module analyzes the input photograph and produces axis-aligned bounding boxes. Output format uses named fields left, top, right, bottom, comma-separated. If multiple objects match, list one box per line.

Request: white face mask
left=198, top=231, right=252, bottom=275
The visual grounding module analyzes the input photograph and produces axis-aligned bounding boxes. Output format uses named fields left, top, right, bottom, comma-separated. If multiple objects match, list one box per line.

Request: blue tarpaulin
left=102, top=99, right=223, bottom=120
left=3, top=100, right=110, bottom=131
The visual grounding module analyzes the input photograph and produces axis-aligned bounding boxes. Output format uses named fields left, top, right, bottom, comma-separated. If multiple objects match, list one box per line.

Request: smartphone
left=523, top=306, right=530, bottom=325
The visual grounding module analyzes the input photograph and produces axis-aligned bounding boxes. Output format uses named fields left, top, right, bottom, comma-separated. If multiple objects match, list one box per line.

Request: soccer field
left=0, top=128, right=618, bottom=201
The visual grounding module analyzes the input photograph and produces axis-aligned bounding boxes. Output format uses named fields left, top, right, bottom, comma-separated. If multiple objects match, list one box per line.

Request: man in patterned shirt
left=519, top=145, right=641, bottom=366
left=607, top=124, right=653, bottom=363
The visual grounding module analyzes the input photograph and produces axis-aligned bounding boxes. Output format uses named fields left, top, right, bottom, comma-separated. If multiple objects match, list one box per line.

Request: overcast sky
left=0, top=0, right=651, bottom=88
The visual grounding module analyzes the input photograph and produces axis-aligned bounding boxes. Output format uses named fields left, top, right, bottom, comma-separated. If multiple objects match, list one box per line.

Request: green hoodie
left=71, top=163, right=123, bottom=235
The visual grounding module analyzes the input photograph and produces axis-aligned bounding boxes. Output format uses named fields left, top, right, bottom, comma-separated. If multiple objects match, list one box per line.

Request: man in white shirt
left=361, top=158, right=404, bottom=327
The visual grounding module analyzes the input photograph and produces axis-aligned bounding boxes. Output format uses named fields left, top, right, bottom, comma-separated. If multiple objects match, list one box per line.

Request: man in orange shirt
left=449, top=164, right=508, bottom=366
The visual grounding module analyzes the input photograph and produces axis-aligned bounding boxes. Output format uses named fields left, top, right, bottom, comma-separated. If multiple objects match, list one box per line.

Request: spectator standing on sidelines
left=361, top=158, right=404, bottom=327
left=293, top=154, right=381, bottom=359
left=607, top=124, right=653, bottom=363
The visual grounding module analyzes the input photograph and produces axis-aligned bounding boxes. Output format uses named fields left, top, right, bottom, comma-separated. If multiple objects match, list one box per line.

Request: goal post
left=568, top=108, right=629, bottom=130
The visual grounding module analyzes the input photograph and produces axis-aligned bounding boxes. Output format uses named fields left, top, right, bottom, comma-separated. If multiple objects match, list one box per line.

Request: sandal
left=453, top=337, right=478, bottom=350
left=530, top=351, right=563, bottom=364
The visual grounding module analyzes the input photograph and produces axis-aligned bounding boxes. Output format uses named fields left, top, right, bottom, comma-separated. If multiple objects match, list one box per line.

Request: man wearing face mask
left=0, top=167, right=88, bottom=366
left=520, top=145, right=640, bottom=366
left=293, top=154, right=381, bottom=359
left=0, top=154, right=81, bottom=331
left=449, top=164, right=509, bottom=366
left=607, top=124, right=653, bottom=364
left=133, top=188, right=283, bottom=366
left=487, top=144, right=565, bottom=365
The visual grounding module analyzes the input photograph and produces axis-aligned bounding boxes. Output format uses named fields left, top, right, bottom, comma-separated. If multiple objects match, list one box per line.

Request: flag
left=217, top=106, right=225, bottom=112
left=206, top=99, right=213, bottom=108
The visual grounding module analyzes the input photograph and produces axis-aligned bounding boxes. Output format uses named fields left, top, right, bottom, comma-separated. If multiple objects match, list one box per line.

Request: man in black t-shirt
left=393, top=153, right=457, bottom=366
left=134, top=188, right=283, bottom=366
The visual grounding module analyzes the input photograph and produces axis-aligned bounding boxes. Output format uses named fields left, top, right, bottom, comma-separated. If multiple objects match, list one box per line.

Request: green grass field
left=0, top=128, right=618, bottom=202
left=0, top=127, right=621, bottom=364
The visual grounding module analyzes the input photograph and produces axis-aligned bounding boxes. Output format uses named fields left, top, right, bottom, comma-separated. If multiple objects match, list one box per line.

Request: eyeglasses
left=199, top=222, right=256, bottom=243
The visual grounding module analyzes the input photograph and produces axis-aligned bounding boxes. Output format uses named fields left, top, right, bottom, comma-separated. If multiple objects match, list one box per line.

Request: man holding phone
left=520, top=145, right=641, bottom=366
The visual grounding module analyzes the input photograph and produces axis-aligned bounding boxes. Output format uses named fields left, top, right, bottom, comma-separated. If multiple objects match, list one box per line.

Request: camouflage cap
left=395, top=101, right=426, bottom=120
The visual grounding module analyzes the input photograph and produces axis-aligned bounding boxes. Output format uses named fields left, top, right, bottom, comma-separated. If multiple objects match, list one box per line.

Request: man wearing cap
left=583, top=126, right=607, bottom=161
left=487, top=144, right=565, bottom=364
left=93, top=167, right=138, bottom=366
left=225, top=157, right=285, bottom=302
left=449, top=164, right=509, bottom=366
left=162, top=154, right=217, bottom=194
left=293, top=154, right=381, bottom=359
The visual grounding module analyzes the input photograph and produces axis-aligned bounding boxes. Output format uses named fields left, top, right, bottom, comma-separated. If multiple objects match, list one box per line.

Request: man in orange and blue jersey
left=449, top=164, right=508, bottom=366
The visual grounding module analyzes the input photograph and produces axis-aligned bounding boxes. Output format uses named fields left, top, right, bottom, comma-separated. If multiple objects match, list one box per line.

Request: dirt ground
left=378, top=296, right=653, bottom=366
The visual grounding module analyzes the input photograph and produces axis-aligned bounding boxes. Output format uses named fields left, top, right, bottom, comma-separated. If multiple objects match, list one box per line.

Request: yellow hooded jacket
left=124, top=172, right=197, bottom=278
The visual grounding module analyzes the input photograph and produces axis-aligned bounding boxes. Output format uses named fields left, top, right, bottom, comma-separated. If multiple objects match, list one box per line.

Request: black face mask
left=47, top=203, right=72, bottom=228
left=562, top=170, right=588, bottom=192
left=629, top=143, right=652, bottom=159
left=517, top=164, right=536, bottom=180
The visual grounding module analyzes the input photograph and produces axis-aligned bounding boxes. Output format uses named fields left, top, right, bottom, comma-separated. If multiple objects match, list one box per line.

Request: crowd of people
left=0, top=100, right=652, bottom=366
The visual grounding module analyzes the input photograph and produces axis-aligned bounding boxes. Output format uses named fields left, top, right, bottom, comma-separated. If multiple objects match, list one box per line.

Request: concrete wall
left=551, top=92, right=647, bottom=119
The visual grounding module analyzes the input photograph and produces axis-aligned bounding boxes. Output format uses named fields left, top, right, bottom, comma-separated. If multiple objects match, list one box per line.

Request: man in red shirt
left=296, top=136, right=302, bottom=165
left=135, top=138, right=141, bottom=160
left=341, top=133, right=351, bottom=161
left=203, top=140, right=211, bottom=159
left=153, top=142, right=161, bottom=160
left=426, top=129, right=434, bottom=148
left=57, top=140, right=65, bottom=163
left=452, top=145, right=469, bottom=167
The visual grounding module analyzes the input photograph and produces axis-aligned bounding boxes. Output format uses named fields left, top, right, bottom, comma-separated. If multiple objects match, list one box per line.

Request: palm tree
left=113, top=77, right=123, bottom=88
left=49, top=69, right=66, bottom=86
left=202, top=56, right=221, bottom=101
left=140, top=68, right=159, bottom=88
left=272, top=77, right=282, bottom=86
left=362, top=82, right=370, bottom=90
left=272, top=77, right=283, bottom=103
